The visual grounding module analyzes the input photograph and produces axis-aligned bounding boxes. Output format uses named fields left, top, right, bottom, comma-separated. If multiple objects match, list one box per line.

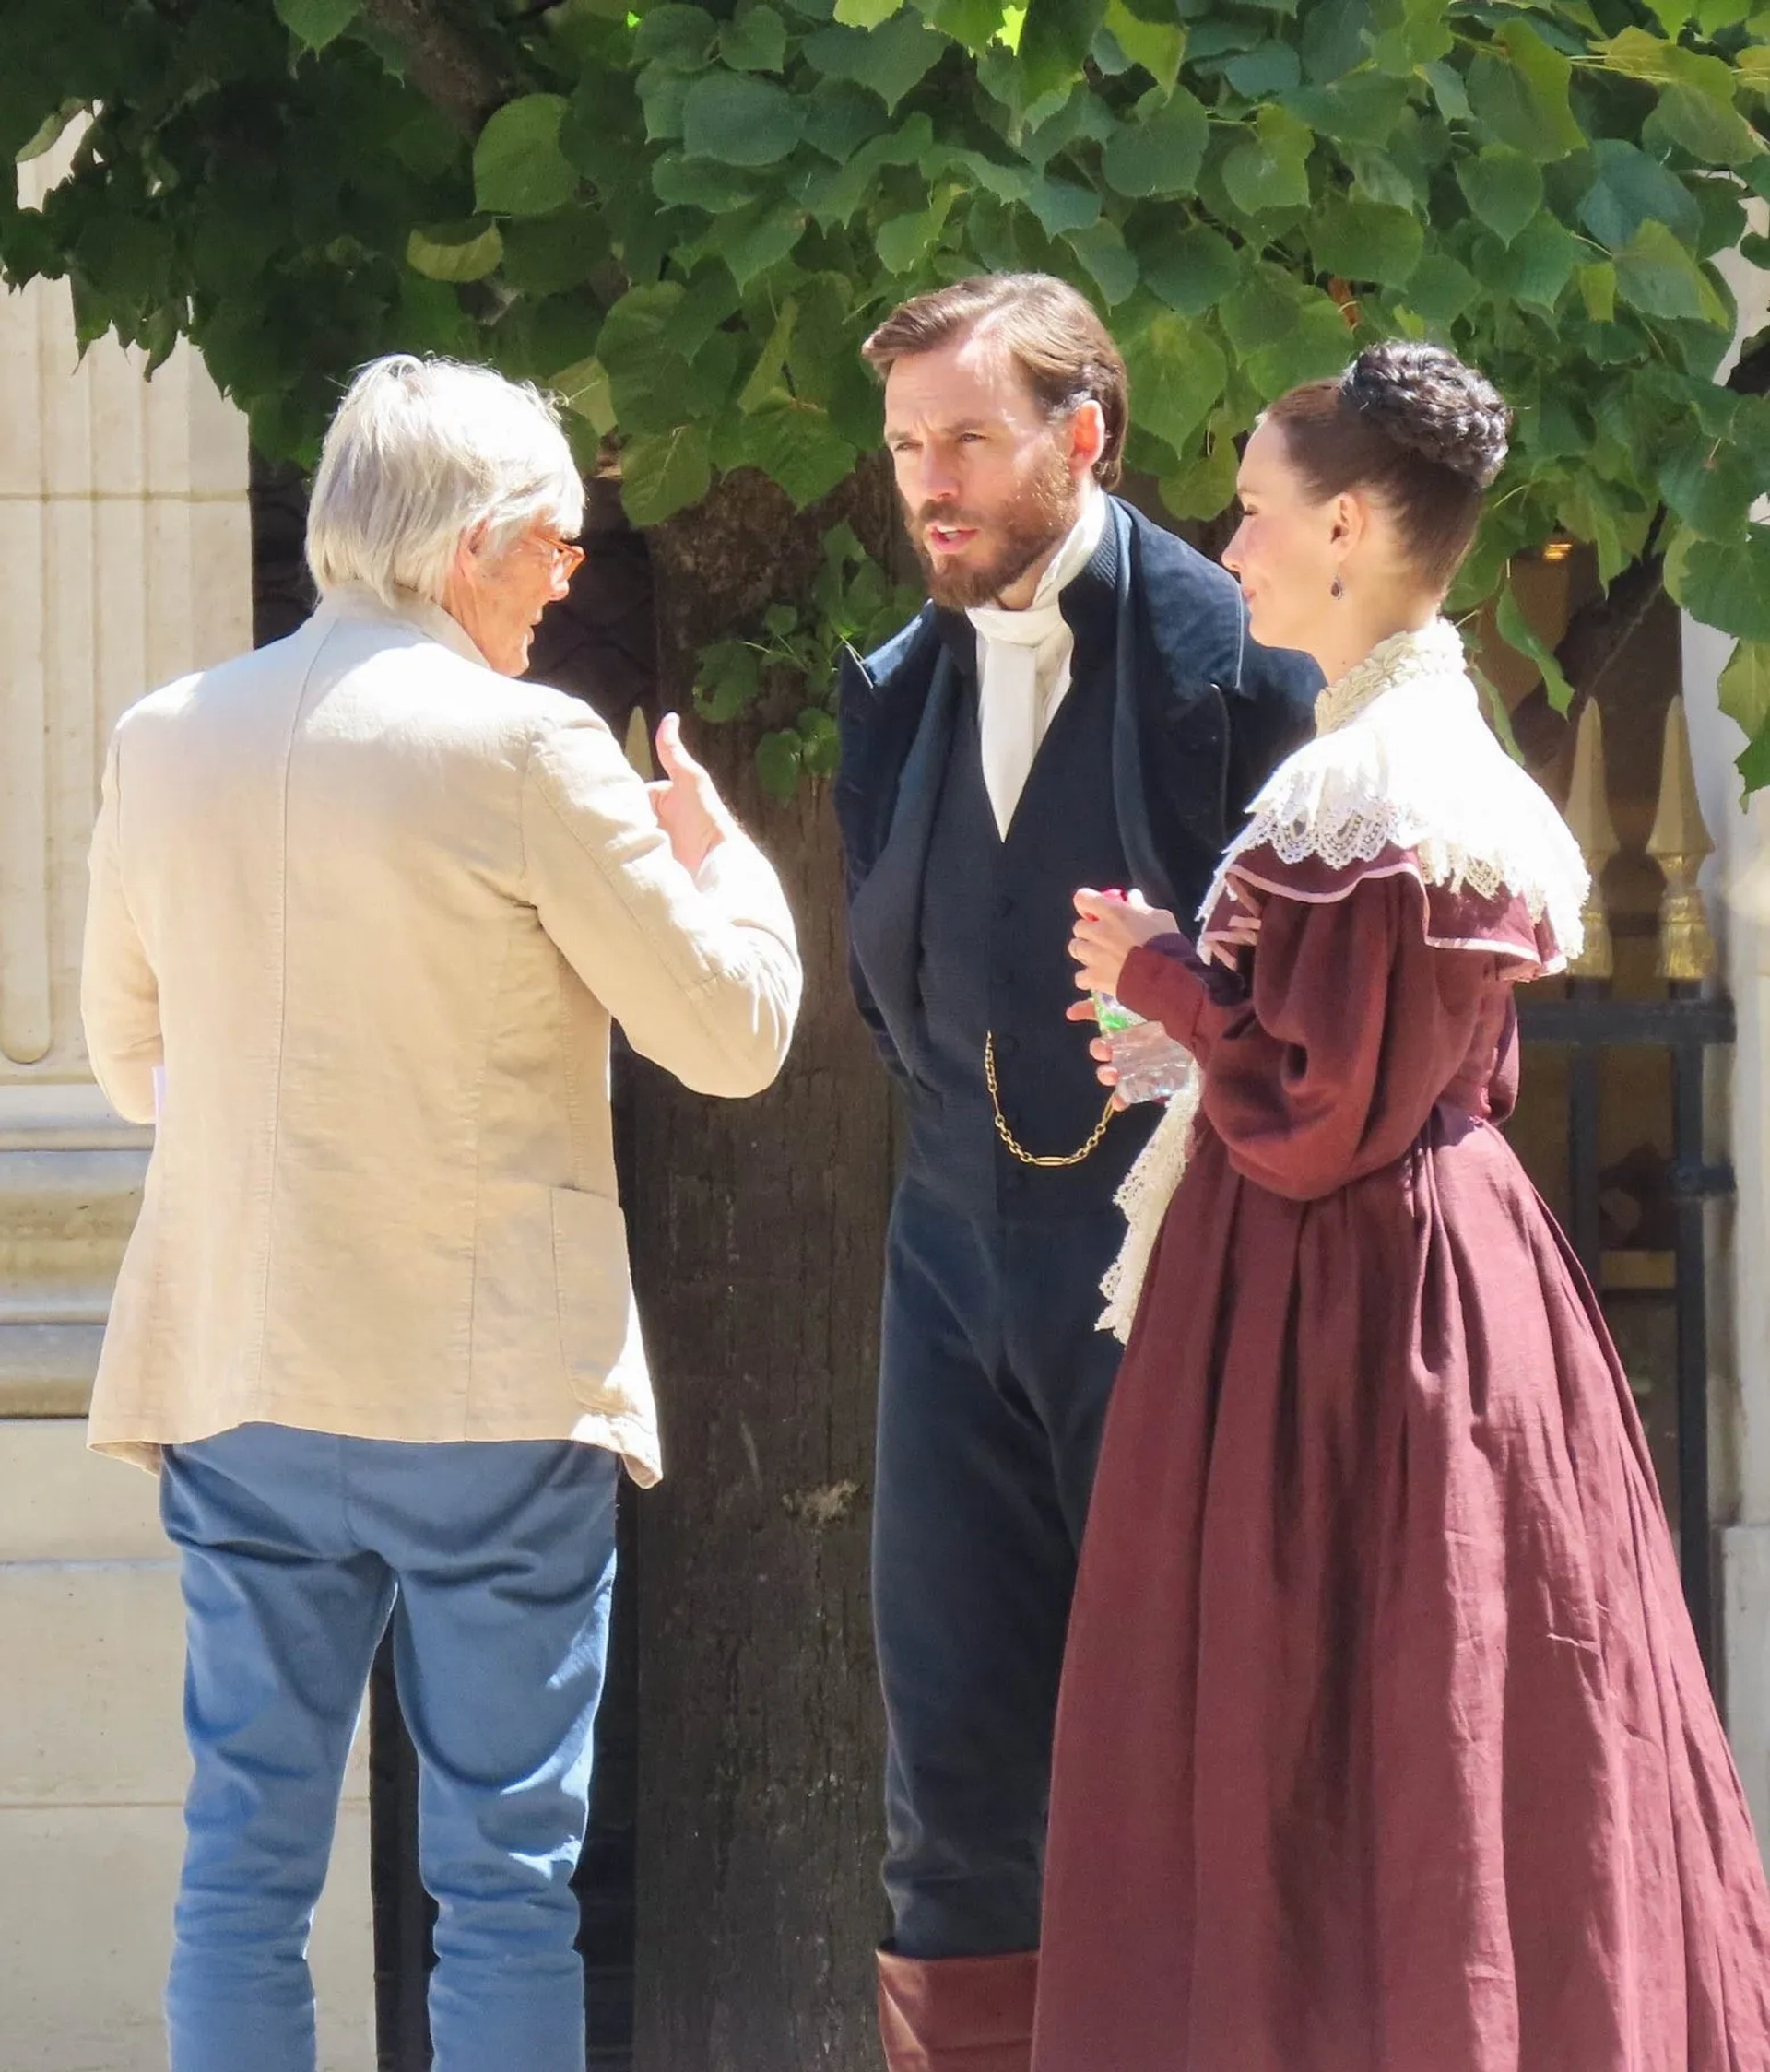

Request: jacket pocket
left=549, top=1186, right=635, bottom=1383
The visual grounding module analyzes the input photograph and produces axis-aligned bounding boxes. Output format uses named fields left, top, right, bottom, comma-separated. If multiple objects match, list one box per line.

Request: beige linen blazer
left=81, top=584, right=801, bottom=1483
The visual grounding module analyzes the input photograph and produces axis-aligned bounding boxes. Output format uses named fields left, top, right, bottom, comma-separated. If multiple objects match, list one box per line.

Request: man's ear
left=1068, top=398, right=1106, bottom=479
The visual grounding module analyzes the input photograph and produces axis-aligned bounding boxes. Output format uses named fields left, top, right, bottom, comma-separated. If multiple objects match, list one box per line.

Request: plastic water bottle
left=1092, top=993, right=1195, bottom=1105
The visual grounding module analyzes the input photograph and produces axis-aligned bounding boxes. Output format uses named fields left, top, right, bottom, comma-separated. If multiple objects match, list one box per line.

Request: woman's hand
left=1068, top=888, right=1179, bottom=1000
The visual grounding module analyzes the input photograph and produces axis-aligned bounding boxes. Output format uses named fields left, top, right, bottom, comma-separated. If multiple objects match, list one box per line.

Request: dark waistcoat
left=903, top=571, right=1159, bottom=1222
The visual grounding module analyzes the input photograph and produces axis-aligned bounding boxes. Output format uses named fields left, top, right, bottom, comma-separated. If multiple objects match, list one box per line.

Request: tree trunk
left=628, top=465, right=900, bottom=2072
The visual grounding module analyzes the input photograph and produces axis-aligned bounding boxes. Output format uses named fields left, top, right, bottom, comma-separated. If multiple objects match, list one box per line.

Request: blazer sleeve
left=80, top=733, right=162, bottom=1126
left=521, top=705, right=802, bottom=1099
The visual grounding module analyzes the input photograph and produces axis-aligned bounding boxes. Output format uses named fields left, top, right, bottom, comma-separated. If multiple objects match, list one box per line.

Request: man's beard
left=906, top=448, right=1080, bottom=611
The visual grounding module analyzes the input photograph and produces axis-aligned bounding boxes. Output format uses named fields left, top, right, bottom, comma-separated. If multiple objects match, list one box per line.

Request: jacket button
left=996, top=1032, right=1020, bottom=1058
left=995, top=894, right=1015, bottom=918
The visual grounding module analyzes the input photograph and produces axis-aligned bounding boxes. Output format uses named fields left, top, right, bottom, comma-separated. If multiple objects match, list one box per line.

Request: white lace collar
left=1314, top=616, right=1466, bottom=734
left=1201, top=617, right=1587, bottom=959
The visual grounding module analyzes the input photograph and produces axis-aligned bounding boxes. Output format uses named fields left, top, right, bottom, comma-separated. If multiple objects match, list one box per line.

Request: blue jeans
left=158, top=1422, right=620, bottom=2072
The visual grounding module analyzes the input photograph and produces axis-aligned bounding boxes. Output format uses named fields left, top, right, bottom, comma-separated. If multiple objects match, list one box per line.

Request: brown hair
left=1264, top=341, right=1512, bottom=591
left=862, top=273, right=1129, bottom=489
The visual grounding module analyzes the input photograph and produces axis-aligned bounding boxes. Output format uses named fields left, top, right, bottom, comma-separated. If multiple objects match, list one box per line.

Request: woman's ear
left=1328, top=490, right=1366, bottom=555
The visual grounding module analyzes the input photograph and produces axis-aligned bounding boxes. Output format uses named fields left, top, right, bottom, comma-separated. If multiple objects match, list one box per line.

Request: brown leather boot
left=877, top=1948, right=1038, bottom=2071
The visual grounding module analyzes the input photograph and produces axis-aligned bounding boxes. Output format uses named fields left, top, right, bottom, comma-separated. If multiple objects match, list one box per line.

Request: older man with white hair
left=79, top=354, right=801, bottom=2072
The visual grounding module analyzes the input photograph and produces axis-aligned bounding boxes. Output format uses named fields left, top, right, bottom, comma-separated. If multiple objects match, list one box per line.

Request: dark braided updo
left=1263, top=342, right=1513, bottom=589
left=1340, top=342, right=1510, bottom=488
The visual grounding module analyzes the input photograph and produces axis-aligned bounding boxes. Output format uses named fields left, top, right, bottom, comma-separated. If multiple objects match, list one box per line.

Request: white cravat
left=967, top=486, right=1107, bottom=839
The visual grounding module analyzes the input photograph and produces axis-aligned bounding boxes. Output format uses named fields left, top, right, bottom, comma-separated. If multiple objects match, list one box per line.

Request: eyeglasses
left=532, top=531, right=585, bottom=581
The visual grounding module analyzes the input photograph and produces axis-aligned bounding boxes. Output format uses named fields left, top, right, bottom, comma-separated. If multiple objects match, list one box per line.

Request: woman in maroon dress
left=1032, top=343, right=1770, bottom=2072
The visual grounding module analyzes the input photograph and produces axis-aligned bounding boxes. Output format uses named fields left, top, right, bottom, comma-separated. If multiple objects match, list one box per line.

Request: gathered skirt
left=1032, top=1104, right=1770, bottom=2071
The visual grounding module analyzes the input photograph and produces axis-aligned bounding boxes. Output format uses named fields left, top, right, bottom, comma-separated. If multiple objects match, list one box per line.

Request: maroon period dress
left=1031, top=634, right=1770, bottom=2072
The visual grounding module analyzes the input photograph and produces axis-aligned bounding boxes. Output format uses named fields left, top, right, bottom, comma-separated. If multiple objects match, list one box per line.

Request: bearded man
left=835, top=274, right=1318, bottom=2072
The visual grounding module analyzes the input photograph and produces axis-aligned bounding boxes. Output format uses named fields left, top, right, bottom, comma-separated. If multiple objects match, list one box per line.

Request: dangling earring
left=1330, top=574, right=1345, bottom=600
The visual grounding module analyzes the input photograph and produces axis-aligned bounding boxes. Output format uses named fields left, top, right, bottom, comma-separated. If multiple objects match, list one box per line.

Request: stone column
left=0, top=156, right=250, bottom=1411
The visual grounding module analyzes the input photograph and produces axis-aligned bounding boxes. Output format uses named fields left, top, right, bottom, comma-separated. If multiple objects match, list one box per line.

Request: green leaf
left=1647, top=81, right=1763, bottom=168
left=757, top=729, right=805, bottom=802
left=1736, top=722, right=1770, bottom=797
left=694, top=639, right=765, bottom=724
left=1422, top=59, right=1469, bottom=122
left=633, top=6, right=720, bottom=65
left=1026, top=174, right=1101, bottom=235
left=1297, top=0, right=1365, bottom=84
left=1220, top=266, right=1300, bottom=356
left=1681, top=529, right=1770, bottom=643
left=1066, top=218, right=1139, bottom=303
left=1159, top=427, right=1238, bottom=521
left=798, top=706, right=843, bottom=779
left=739, top=298, right=798, bottom=411
left=499, top=210, right=613, bottom=296
left=1221, top=105, right=1314, bottom=217
left=475, top=95, right=578, bottom=217
left=1402, top=253, right=1480, bottom=325
left=681, top=72, right=805, bottom=165
left=929, top=0, right=1010, bottom=50
left=1287, top=74, right=1411, bottom=148
left=720, top=5, right=790, bottom=70
left=551, top=356, right=617, bottom=437
left=1135, top=220, right=1241, bottom=316
left=15, top=100, right=86, bottom=167
left=1614, top=219, right=1726, bottom=324
left=1123, top=312, right=1226, bottom=450
left=1719, top=640, right=1770, bottom=743
left=1467, top=23, right=1584, bottom=162
left=597, top=283, right=691, bottom=431
left=1473, top=214, right=1583, bottom=312
left=803, top=16, right=949, bottom=111
left=1660, top=426, right=1764, bottom=540
left=737, top=398, right=859, bottom=505
left=1243, top=293, right=1355, bottom=400
left=1494, top=577, right=1575, bottom=712
left=622, top=423, right=714, bottom=526
left=406, top=219, right=504, bottom=284
left=877, top=191, right=955, bottom=271
left=274, top=0, right=360, bottom=49
left=1103, top=0, right=1184, bottom=90
left=1101, top=88, right=1209, bottom=198
left=1308, top=197, right=1423, bottom=287
left=1223, top=41, right=1301, bottom=98
left=1019, top=0, right=1108, bottom=104
left=653, top=151, right=760, bottom=212
left=1576, top=262, right=1616, bottom=324
left=1455, top=145, right=1543, bottom=247
left=1579, top=140, right=1703, bottom=253
left=719, top=201, right=808, bottom=287
left=834, top=0, right=903, bottom=21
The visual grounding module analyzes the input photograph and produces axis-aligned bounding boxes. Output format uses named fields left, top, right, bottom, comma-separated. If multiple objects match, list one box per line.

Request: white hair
left=305, top=355, right=584, bottom=607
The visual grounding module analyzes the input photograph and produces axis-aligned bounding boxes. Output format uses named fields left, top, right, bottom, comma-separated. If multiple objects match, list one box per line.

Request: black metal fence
left=1516, top=981, right=1735, bottom=1666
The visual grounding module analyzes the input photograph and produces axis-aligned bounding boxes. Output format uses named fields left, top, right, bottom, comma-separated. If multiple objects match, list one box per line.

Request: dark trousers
left=873, top=1175, right=1125, bottom=1960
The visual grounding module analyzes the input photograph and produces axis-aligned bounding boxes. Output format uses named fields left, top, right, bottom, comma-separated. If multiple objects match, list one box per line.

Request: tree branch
left=357, top=0, right=510, bottom=133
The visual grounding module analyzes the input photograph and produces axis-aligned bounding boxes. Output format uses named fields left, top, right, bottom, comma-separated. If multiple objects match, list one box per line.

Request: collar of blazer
left=318, top=581, right=491, bottom=671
